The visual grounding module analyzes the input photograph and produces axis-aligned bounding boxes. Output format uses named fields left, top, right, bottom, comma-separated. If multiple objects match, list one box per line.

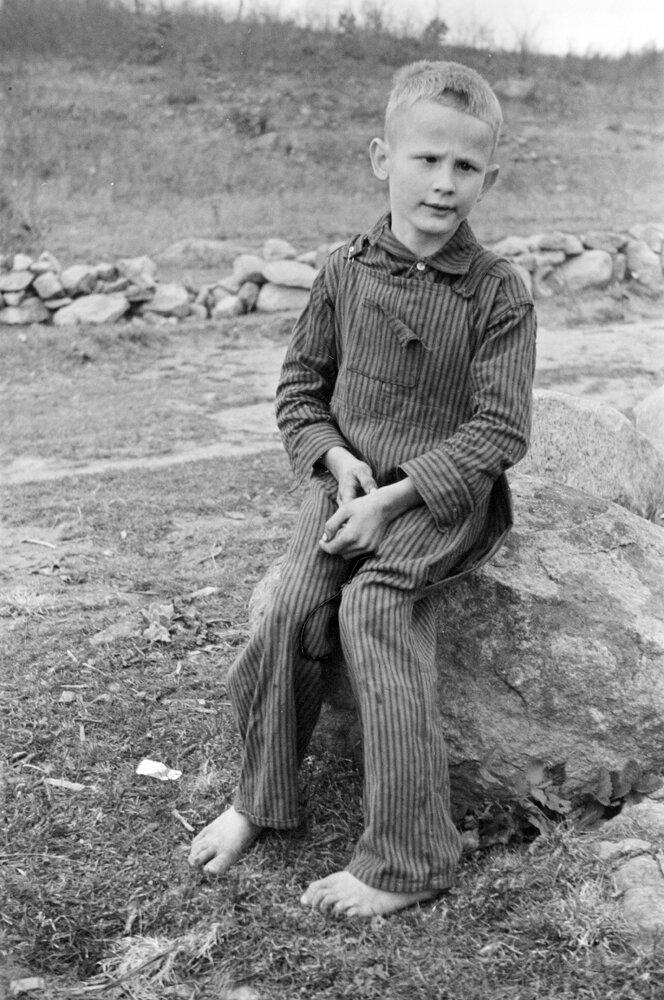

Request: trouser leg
left=226, top=477, right=352, bottom=828
left=338, top=575, right=461, bottom=893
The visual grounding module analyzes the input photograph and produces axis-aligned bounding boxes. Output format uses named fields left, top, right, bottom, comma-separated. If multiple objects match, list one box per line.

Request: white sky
left=175, top=0, right=664, bottom=56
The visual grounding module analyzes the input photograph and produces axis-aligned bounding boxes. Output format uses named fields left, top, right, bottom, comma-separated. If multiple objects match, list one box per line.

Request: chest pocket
left=346, top=297, right=427, bottom=388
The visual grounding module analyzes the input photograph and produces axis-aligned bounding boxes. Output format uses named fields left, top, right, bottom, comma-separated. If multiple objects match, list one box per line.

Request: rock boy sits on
left=189, top=60, right=536, bottom=917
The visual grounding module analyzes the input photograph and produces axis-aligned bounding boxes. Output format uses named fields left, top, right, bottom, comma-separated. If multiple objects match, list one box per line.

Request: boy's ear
left=369, top=137, right=389, bottom=180
left=479, top=164, right=499, bottom=200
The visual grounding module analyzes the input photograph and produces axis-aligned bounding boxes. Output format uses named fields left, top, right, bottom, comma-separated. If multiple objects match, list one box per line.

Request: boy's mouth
left=424, top=203, right=455, bottom=215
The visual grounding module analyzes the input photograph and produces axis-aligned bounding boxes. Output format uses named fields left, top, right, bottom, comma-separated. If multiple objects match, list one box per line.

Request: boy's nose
left=433, top=166, right=455, bottom=194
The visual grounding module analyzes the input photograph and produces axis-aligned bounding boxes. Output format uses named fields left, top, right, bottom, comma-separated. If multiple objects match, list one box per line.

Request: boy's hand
left=319, top=491, right=387, bottom=559
left=323, top=446, right=377, bottom=505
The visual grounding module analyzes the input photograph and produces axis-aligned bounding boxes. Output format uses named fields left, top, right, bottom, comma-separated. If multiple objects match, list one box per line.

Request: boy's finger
left=321, top=508, right=346, bottom=542
left=359, top=472, right=378, bottom=494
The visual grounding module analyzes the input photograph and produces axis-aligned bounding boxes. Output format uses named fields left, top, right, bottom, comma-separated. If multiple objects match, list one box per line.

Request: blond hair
left=385, top=60, right=502, bottom=153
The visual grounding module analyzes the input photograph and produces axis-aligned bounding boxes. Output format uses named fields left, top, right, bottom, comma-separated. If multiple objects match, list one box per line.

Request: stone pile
left=0, top=238, right=326, bottom=328
left=489, top=222, right=664, bottom=298
left=1, top=222, right=662, bottom=327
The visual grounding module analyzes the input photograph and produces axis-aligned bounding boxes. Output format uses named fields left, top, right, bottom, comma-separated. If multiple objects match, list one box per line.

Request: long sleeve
left=275, top=252, right=350, bottom=480
left=400, top=282, right=536, bottom=529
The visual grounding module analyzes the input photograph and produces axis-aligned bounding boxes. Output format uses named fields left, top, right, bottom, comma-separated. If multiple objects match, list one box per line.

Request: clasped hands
left=318, top=447, right=388, bottom=559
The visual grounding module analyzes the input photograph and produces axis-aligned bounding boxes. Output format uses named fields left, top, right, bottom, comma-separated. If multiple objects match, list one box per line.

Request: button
left=416, top=261, right=426, bottom=271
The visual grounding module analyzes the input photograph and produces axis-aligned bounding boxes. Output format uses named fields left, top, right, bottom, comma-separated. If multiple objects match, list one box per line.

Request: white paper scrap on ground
left=136, top=758, right=182, bottom=781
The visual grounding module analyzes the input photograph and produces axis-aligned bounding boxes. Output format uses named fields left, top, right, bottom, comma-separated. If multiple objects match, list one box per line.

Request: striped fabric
left=226, top=214, right=537, bottom=892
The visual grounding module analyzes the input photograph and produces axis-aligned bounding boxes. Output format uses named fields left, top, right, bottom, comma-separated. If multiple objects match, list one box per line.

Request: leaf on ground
left=90, top=619, right=141, bottom=646
left=43, top=777, right=87, bottom=792
left=143, top=621, right=172, bottom=643
left=136, top=758, right=182, bottom=781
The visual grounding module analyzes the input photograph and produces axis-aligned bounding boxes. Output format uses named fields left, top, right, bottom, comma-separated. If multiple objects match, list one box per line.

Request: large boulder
left=634, top=385, right=664, bottom=458
left=552, top=250, right=613, bottom=292
left=519, top=390, right=664, bottom=519
left=249, top=476, right=664, bottom=816
left=53, top=293, right=129, bottom=326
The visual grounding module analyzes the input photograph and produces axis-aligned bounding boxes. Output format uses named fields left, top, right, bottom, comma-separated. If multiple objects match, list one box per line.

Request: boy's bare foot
left=188, top=806, right=261, bottom=875
left=300, top=871, right=437, bottom=917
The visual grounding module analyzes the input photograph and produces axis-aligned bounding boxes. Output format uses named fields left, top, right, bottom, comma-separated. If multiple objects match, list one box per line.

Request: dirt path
left=3, top=317, right=663, bottom=486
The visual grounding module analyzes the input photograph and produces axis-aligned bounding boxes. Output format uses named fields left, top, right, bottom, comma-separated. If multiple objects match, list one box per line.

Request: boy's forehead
left=387, top=99, right=494, bottom=155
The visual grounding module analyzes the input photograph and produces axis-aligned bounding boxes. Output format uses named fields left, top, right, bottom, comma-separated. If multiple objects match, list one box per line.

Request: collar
left=363, top=212, right=480, bottom=275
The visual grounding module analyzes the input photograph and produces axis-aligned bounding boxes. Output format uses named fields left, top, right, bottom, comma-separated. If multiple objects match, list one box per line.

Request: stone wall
left=1, top=222, right=662, bottom=328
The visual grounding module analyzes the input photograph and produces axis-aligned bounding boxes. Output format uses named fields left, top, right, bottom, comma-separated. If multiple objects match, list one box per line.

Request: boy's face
left=370, top=100, right=499, bottom=258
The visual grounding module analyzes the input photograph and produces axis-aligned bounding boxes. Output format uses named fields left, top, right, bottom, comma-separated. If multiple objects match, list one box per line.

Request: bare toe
left=188, top=806, right=261, bottom=876
left=301, top=871, right=437, bottom=918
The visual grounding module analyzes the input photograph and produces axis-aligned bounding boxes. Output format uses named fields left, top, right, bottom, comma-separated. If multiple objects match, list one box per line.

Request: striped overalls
left=226, top=215, right=536, bottom=893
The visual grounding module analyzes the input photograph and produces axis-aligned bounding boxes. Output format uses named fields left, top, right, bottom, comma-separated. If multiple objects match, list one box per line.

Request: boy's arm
left=400, top=280, right=536, bottom=530
left=275, top=252, right=353, bottom=481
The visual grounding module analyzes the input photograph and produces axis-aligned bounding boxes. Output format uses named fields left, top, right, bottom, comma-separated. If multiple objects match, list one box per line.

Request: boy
left=189, top=61, right=536, bottom=917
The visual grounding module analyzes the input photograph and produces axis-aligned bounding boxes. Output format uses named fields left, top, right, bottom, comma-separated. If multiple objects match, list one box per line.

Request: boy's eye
left=457, top=161, right=477, bottom=172
left=417, top=156, right=438, bottom=164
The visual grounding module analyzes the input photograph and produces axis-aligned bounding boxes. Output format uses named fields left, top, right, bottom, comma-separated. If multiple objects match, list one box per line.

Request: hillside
left=0, top=2, right=663, bottom=262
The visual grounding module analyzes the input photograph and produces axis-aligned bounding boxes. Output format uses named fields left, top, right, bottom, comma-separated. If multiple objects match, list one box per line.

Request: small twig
left=21, top=537, right=57, bottom=549
left=172, top=807, right=195, bottom=832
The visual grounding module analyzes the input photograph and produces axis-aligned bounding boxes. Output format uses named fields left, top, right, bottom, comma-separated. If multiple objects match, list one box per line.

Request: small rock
left=148, top=283, right=190, bottom=318
left=491, top=235, right=532, bottom=257
left=116, top=255, right=157, bottom=289
left=529, top=231, right=584, bottom=255
left=214, top=274, right=242, bottom=295
left=43, top=297, right=72, bottom=310
left=237, top=281, right=261, bottom=310
left=0, top=298, right=50, bottom=324
left=189, top=302, right=209, bottom=320
left=98, top=277, right=131, bottom=294
left=262, top=237, right=297, bottom=260
left=593, top=838, right=652, bottom=861
left=232, top=254, right=266, bottom=285
left=29, top=250, right=61, bottom=274
left=626, top=239, right=664, bottom=293
left=252, top=130, right=280, bottom=151
left=580, top=231, right=627, bottom=253
left=12, top=252, right=34, bottom=271
left=0, top=270, right=34, bottom=293
left=262, top=259, right=317, bottom=289
left=628, top=223, right=664, bottom=254
left=9, top=977, right=47, bottom=996
left=94, top=262, right=118, bottom=281
left=634, top=385, right=664, bottom=459
left=212, top=294, right=245, bottom=317
left=613, top=855, right=664, bottom=940
left=4, top=291, right=25, bottom=307
left=602, top=799, right=664, bottom=840
left=256, top=283, right=310, bottom=312
left=33, top=272, right=64, bottom=300
left=59, top=690, right=76, bottom=704
left=53, top=293, right=129, bottom=326
left=60, top=264, right=97, bottom=296
left=611, top=252, right=627, bottom=284
left=297, top=250, right=318, bottom=266
left=552, top=250, right=613, bottom=292
left=125, top=284, right=154, bottom=304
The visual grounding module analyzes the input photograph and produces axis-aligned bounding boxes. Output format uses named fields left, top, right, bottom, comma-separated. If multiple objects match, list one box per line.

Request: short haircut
left=385, top=60, right=503, bottom=153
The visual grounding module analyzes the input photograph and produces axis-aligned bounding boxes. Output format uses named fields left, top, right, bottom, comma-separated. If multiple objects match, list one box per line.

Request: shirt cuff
left=400, top=449, right=474, bottom=529
left=291, top=424, right=351, bottom=480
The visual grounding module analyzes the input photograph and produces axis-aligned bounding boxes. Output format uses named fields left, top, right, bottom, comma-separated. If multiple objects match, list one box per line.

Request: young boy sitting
left=188, top=60, right=536, bottom=918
